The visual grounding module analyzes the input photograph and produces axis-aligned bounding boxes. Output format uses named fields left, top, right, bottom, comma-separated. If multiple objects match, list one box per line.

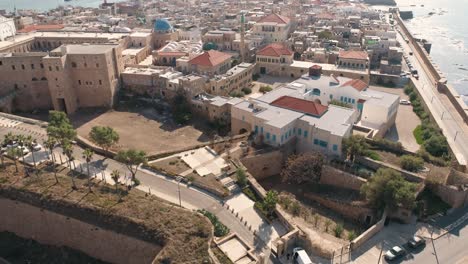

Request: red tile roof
left=157, top=51, right=187, bottom=56
left=256, top=13, right=290, bottom=24
left=188, top=50, right=231, bottom=67
left=339, top=50, right=369, bottom=60
left=271, top=96, right=328, bottom=117
left=341, top=79, right=368, bottom=91
left=18, top=24, right=64, bottom=33
left=316, top=12, right=335, bottom=20
left=257, top=43, right=293, bottom=57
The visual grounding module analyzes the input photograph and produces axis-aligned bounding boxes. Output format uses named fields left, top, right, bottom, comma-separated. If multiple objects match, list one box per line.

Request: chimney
left=309, top=65, right=322, bottom=77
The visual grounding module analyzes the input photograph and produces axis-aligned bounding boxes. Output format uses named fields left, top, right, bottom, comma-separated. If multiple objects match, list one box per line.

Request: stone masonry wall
left=0, top=198, right=161, bottom=264
left=240, top=150, right=284, bottom=180
left=320, top=166, right=367, bottom=191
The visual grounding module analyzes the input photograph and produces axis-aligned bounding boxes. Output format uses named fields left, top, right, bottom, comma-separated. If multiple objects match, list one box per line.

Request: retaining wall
left=356, top=156, right=424, bottom=183
left=0, top=198, right=161, bottom=264
left=350, top=211, right=387, bottom=250
left=320, top=166, right=367, bottom=191
left=240, top=150, right=284, bottom=180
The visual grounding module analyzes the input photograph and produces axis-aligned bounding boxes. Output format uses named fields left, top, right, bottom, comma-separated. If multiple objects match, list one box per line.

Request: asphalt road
left=396, top=23, right=468, bottom=166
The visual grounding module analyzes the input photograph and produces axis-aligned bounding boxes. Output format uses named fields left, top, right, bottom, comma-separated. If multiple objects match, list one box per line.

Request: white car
left=384, top=246, right=406, bottom=261
left=293, top=247, right=312, bottom=264
left=400, top=99, right=411, bottom=105
left=32, top=143, right=42, bottom=152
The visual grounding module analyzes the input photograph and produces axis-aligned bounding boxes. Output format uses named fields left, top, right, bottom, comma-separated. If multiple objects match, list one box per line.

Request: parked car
left=408, top=236, right=426, bottom=248
left=400, top=99, right=411, bottom=105
left=32, top=143, right=42, bottom=152
left=293, top=247, right=312, bottom=264
left=384, top=246, right=406, bottom=261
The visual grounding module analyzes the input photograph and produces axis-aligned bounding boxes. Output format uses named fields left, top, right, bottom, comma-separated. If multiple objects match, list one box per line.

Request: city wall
left=395, top=12, right=468, bottom=124
left=0, top=198, right=161, bottom=264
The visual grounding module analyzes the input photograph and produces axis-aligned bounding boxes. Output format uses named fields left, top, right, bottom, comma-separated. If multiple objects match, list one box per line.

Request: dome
left=153, top=19, right=173, bottom=33
left=202, top=42, right=218, bottom=51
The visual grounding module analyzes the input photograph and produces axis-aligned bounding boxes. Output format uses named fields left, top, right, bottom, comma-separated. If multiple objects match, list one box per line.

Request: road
left=396, top=22, right=468, bottom=167
left=352, top=207, right=468, bottom=264
left=0, top=116, right=256, bottom=247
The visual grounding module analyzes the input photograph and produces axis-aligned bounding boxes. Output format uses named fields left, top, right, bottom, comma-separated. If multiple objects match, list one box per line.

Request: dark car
left=384, top=246, right=406, bottom=261
left=408, top=236, right=426, bottom=248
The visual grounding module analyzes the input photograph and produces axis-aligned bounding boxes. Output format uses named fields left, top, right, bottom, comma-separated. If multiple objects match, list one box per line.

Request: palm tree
left=62, top=142, right=76, bottom=189
left=111, top=170, right=122, bottom=202
left=2, top=132, right=16, bottom=146
left=82, top=148, right=94, bottom=192
left=44, top=137, right=58, bottom=183
left=7, top=147, right=21, bottom=173
left=24, top=135, right=37, bottom=170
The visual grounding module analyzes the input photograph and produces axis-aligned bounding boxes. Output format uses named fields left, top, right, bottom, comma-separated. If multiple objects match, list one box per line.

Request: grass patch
left=413, top=125, right=423, bottom=145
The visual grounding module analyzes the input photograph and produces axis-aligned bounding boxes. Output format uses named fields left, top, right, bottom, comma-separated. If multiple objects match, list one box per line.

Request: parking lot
left=369, top=86, right=421, bottom=152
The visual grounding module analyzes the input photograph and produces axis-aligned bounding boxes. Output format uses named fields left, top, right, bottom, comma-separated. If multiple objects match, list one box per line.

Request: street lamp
left=176, top=176, right=182, bottom=207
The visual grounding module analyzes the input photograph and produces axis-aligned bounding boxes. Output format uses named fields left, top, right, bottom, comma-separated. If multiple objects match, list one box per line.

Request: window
left=0, top=61, right=2, bottom=65
left=21, top=64, right=25, bottom=70
left=293, top=128, right=296, bottom=134
left=340, top=96, right=344, bottom=102
left=312, top=88, right=321, bottom=96
left=304, top=131, right=308, bottom=138
left=289, top=130, right=292, bottom=137
left=96, top=63, right=99, bottom=68
left=260, top=127, right=263, bottom=134
left=319, top=140, right=328, bottom=148
left=31, top=64, right=34, bottom=69
left=298, top=128, right=302, bottom=136
left=78, top=80, right=81, bottom=85
left=333, top=144, right=338, bottom=151
left=314, top=139, right=319, bottom=145
left=56, top=66, right=59, bottom=71
left=266, top=132, right=270, bottom=140
left=330, top=94, right=333, bottom=100
left=242, top=116, right=245, bottom=121
left=99, top=80, right=102, bottom=85
left=272, top=135, right=276, bottom=142
left=49, top=66, right=52, bottom=71
left=71, top=62, right=77, bottom=68
left=352, top=99, right=355, bottom=104
left=40, top=63, right=44, bottom=69
left=11, top=65, right=15, bottom=70
left=255, top=125, right=258, bottom=133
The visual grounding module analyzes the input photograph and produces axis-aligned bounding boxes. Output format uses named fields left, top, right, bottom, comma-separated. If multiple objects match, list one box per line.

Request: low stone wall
left=350, top=211, right=387, bottom=250
left=356, top=156, right=424, bottom=183
left=240, top=150, right=284, bottom=180
left=433, top=184, right=468, bottom=208
left=0, top=112, right=48, bottom=127
left=303, top=193, right=373, bottom=224
left=0, top=198, right=161, bottom=264
left=320, top=166, right=367, bottom=191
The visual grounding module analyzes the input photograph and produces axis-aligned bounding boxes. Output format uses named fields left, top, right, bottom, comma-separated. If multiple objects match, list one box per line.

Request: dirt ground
left=71, top=108, right=211, bottom=155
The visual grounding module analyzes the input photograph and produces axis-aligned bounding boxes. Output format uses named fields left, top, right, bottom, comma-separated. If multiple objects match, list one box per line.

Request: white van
left=293, top=247, right=312, bottom=264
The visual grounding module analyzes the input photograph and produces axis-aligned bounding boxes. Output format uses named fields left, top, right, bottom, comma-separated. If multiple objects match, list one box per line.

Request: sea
left=377, top=0, right=468, bottom=104
left=0, top=0, right=125, bottom=12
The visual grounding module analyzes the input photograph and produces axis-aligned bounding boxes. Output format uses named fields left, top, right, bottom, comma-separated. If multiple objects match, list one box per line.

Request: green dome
left=202, top=42, right=218, bottom=51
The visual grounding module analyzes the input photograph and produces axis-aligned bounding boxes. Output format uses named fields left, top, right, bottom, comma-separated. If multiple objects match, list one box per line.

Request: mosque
left=152, top=18, right=178, bottom=49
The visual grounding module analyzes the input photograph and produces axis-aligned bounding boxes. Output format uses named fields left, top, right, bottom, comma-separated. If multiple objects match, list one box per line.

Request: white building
left=0, top=16, right=16, bottom=42
left=231, top=88, right=359, bottom=157
left=251, top=13, right=291, bottom=44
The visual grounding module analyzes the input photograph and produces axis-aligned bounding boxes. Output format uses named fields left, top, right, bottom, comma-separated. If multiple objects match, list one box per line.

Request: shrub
left=413, top=125, right=423, bottom=145
left=365, top=150, right=381, bottom=161
left=409, top=92, right=418, bottom=101
left=404, top=85, right=413, bottom=95
left=198, top=209, right=230, bottom=237
left=400, top=155, right=424, bottom=172
left=334, top=223, right=344, bottom=238
left=370, top=138, right=404, bottom=154
left=290, top=201, right=301, bottom=216
left=229, top=91, right=244, bottom=98
left=242, top=188, right=257, bottom=202
left=241, top=87, right=252, bottom=94
left=347, top=230, right=357, bottom=241
left=329, top=99, right=352, bottom=108
left=423, top=135, right=449, bottom=157
left=259, top=86, right=273, bottom=94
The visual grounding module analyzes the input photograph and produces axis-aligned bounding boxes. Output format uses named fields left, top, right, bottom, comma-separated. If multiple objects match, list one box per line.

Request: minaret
left=240, top=12, right=246, bottom=63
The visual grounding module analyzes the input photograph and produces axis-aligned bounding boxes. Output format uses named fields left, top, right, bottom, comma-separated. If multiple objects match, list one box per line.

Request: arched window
left=312, top=88, right=321, bottom=96
left=32, top=77, right=38, bottom=81
left=41, top=77, right=47, bottom=81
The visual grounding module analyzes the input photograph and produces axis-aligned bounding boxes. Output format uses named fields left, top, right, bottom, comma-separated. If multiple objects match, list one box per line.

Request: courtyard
left=71, top=108, right=212, bottom=156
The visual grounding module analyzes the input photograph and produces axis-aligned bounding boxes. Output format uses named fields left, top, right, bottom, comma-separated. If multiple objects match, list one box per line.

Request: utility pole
left=377, top=241, right=384, bottom=264
left=176, top=176, right=182, bottom=207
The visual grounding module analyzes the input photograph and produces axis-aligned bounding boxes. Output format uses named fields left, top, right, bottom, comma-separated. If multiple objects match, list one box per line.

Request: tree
left=423, top=135, right=449, bottom=157
left=400, top=155, right=424, bottom=172
left=343, top=135, right=369, bottom=163
left=62, top=141, right=77, bottom=189
left=236, top=167, right=248, bottom=187
left=44, top=137, right=58, bottom=183
left=46, top=111, right=76, bottom=144
left=115, top=149, right=147, bottom=185
left=111, top=170, right=122, bottom=202
left=259, top=86, right=272, bottom=94
left=7, top=147, right=22, bottom=173
left=172, top=94, right=192, bottom=124
left=361, top=168, right=417, bottom=210
left=89, top=126, right=119, bottom=153
left=281, top=153, right=324, bottom=184
left=24, top=135, right=37, bottom=170
left=262, top=190, right=279, bottom=216
left=318, top=30, right=333, bottom=40
left=82, top=149, right=94, bottom=192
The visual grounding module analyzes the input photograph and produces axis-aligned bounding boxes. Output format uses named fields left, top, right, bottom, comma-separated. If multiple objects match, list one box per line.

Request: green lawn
left=413, top=125, right=423, bottom=145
